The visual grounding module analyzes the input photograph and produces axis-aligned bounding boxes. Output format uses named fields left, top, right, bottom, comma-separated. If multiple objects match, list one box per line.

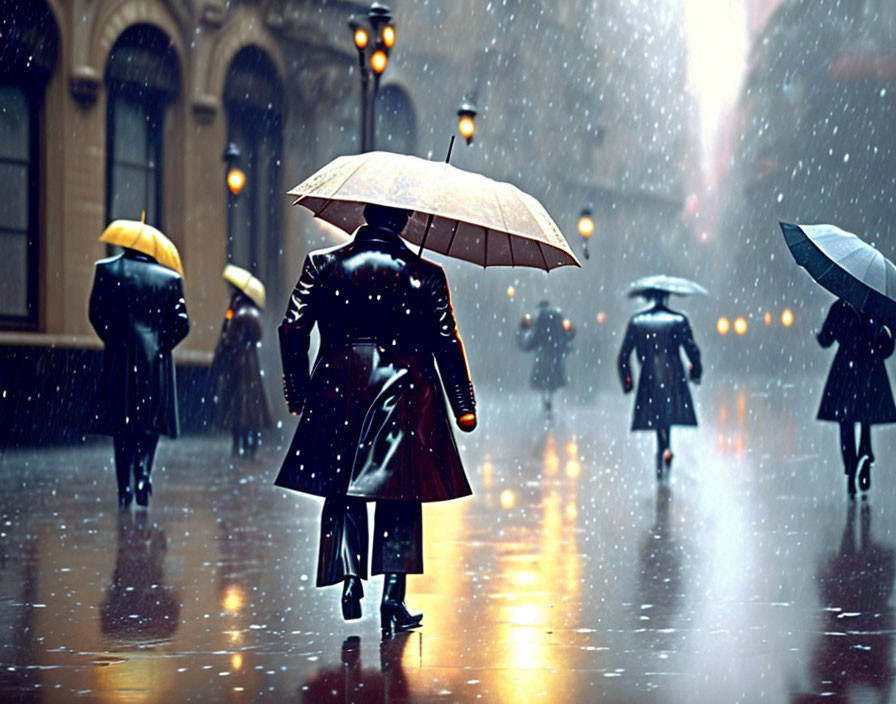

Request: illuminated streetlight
left=457, top=98, right=477, bottom=145
left=349, top=3, right=395, bottom=152
left=596, top=311, right=607, bottom=324
left=764, top=311, right=772, bottom=326
left=717, top=317, right=731, bottom=335
left=781, top=308, right=794, bottom=327
left=734, top=317, right=748, bottom=335
left=506, top=285, right=516, bottom=298
left=578, top=207, right=594, bottom=260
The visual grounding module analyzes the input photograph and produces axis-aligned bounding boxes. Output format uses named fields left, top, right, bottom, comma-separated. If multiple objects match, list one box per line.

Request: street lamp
left=349, top=3, right=395, bottom=152
left=577, top=207, right=594, bottom=260
left=457, top=98, right=477, bottom=145
left=222, top=143, right=244, bottom=261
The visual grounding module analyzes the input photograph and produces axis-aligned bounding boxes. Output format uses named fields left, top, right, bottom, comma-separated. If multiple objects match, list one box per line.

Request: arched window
left=224, top=47, right=284, bottom=286
left=105, top=25, right=179, bottom=229
left=0, top=2, right=58, bottom=328
left=375, top=85, right=417, bottom=155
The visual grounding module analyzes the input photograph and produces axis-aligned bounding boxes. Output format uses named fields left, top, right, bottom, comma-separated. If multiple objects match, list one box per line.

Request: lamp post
left=457, top=98, right=477, bottom=145
left=223, top=143, right=245, bottom=261
left=349, top=3, right=395, bottom=152
left=577, top=206, right=594, bottom=261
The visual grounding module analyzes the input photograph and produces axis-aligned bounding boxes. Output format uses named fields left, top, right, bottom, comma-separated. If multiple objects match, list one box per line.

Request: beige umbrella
left=223, top=264, right=266, bottom=308
left=288, top=150, right=580, bottom=271
left=100, top=217, right=185, bottom=277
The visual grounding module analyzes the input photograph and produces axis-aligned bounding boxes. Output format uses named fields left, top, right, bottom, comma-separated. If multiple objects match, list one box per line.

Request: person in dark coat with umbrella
left=89, top=246, right=190, bottom=508
left=617, top=287, right=702, bottom=477
left=517, top=300, right=576, bottom=417
left=212, top=272, right=273, bottom=458
left=817, top=298, right=896, bottom=496
left=276, top=203, right=477, bottom=637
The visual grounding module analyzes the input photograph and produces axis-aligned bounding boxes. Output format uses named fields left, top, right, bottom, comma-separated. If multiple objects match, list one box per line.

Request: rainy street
left=3, top=376, right=895, bottom=704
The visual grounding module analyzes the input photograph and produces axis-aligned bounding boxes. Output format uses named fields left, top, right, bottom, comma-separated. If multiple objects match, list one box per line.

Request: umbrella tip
left=141, top=210, right=146, bottom=224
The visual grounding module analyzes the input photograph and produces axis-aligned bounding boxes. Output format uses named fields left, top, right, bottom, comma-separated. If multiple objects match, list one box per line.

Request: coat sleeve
left=680, top=317, right=702, bottom=381
left=617, top=320, right=636, bottom=392
left=162, top=277, right=190, bottom=353
left=817, top=302, right=840, bottom=349
left=279, top=255, right=317, bottom=413
left=426, top=266, right=475, bottom=418
left=88, top=265, right=113, bottom=343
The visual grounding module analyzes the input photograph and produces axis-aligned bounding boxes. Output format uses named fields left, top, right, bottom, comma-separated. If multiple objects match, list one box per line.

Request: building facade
left=1, top=0, right=695, bottom=441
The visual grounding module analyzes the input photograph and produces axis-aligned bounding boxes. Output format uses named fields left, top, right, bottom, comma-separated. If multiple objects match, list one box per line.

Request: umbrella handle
left=418, top=136, right=456, bottom=258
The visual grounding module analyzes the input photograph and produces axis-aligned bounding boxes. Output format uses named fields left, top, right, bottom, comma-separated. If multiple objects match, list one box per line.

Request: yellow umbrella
left=223, top=264, right=265, bottom=308
left=99, top=218, right=184, bottom=278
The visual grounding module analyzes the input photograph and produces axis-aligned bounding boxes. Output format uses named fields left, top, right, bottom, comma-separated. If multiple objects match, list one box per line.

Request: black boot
left=380, top=573, right=422, bottom=638
left=342, top=576, right=363, bottom=621
left=135, top=474, right=152, bottom=507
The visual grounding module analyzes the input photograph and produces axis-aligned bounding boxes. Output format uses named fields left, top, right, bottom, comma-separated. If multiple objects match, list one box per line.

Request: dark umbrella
left=780, top=222, right=896, bottom=327
left=628, top=274, right=708, bottom=298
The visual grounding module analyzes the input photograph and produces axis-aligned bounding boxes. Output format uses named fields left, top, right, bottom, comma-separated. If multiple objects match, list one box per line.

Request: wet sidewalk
left=1, top=382, right=895, bottom=702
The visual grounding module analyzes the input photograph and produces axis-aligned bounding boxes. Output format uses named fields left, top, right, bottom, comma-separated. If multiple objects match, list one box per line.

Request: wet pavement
left=2, top=378, right=896, bottom=703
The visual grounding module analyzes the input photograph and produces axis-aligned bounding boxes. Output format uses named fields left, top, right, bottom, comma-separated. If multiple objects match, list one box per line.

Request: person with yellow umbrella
left=88, top=217, right=190, bottom=508
left=211, top=264, right=273, bottom=458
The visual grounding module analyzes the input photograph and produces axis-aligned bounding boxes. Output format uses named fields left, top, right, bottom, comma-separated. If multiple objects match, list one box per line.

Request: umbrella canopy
left=628, top=274, right=708, bottom=298
left=288, top=151, right=579, bottom=271
left=100, top=219, right=184, bottom=278
left=780, top=222, right=896, bottom=327
left=223, top=264, right=265, bottom=308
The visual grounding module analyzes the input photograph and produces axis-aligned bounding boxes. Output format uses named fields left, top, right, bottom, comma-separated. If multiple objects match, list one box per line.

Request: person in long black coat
left=276, top=204, right=477, bottom=636
left=617, top=290, right=701, bottom=476
left=89, top=248, right=190, bottom=508
left=817, top=298, right=896, bottom=496
left=517, top=300, right=576, bottom=417
left=212, top=289, right=272, bottom=457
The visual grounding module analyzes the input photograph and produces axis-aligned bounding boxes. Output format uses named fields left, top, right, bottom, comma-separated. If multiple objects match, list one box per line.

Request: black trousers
left=113, top=431, right=159, bottom=494
left=317, top=497, right=423, bottom=587
left=839, top=421, right=872, bottom=473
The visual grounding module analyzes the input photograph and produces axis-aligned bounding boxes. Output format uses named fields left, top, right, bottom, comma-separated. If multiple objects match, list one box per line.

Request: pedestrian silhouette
left=816, top=298, right=896, bottom=497
left=89, top=244, right=189, bottom=508
left=617, top=289, right=701, bottom=477
left=517, top=300, right=576, bottom=419
left=276, top=204, right=476, bottom=637
left=211, top=283, right=272, bottom=458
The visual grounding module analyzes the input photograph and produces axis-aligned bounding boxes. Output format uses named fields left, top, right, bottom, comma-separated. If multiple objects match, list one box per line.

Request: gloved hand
left=456, top=412, right=477, bottom=432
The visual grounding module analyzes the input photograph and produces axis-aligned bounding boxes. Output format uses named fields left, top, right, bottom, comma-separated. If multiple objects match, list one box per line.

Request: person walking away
left=617, top=289, right=701, bottom=478
left=276, top=204, right=477, bottom=637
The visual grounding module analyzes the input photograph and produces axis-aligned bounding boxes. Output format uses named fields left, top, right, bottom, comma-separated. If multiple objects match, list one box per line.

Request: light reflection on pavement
left=1, top=381, right=895, bottom=702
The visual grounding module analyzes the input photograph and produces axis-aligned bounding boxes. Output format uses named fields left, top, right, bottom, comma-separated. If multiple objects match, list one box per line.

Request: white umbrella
left=288, top=150, right=580, bottom=271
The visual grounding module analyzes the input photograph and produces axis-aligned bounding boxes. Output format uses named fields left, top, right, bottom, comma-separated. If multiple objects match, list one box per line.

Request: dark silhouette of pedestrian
left=517, top=300, right=576, bottom=418
left=617, top=290, right=701, bottom=477
left=89, top=247, right=189, bottom=508
left=816, top=298, right=896, bottom=496
left=212, top=288, right=272, bottom=457
left=276, top=204, right=477, bottom=637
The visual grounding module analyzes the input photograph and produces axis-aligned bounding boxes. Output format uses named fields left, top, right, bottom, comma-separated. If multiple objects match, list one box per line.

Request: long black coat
left=88, top=250, right=190, bottom=437
left=517, top=304, right=575, bottom=392
left=817, top=299, right=896, bottom=424
left=211, top=292, right=273, bottom=432
left=617, top=303, right=701, bottom=430
left=275, top=226, right=476, bottom=503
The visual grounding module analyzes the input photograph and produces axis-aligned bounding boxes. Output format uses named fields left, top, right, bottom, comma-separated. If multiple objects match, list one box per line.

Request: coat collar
left=353, top=225, right=403, bottom=244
